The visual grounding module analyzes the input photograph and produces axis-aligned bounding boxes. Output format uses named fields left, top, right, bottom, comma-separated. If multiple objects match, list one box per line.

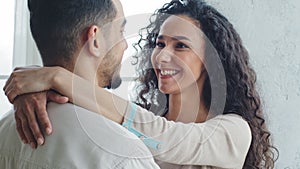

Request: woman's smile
left=158, top=68, right=180, bottom=79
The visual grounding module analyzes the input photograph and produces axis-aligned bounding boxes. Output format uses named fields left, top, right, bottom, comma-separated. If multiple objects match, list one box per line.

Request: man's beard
left=97, top=50, right=122, bottom=89
left=107, top=66, right=122, bottom=89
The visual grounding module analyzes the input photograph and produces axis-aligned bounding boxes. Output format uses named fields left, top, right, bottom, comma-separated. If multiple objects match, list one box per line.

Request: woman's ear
left=86, top=25, right=102, bottom=57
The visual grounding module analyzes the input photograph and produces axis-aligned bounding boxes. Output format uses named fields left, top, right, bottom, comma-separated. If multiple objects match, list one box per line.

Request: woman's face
left=151, top=15, right=206, bottom=94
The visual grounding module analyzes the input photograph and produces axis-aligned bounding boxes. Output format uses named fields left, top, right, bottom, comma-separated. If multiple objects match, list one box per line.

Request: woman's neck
left=166, top=77, right=208, bottom=123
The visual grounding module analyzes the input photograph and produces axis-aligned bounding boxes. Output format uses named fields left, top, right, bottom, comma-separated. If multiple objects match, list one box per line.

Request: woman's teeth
left=160, top=70, right=177, bottom=76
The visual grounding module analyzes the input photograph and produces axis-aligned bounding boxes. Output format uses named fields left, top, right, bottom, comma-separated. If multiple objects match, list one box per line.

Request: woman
left=4, top=0, right=278, bottom=168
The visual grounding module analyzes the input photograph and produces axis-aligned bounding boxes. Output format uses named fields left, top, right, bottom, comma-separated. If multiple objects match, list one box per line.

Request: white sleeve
left=122, top=103, right=252, bottom=168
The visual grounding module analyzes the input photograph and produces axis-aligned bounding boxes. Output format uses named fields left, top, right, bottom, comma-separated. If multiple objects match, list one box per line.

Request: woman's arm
left=125, top=107, right=252, bottom=168
left=52, top=68, right=128, bottom=124
left=4, top=66, right=252, bottom=167
left=4, top=66, right=129, bottom=148
left=4, top=66, right=128, bottom=124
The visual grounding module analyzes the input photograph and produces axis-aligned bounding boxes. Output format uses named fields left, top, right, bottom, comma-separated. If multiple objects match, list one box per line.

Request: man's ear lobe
left=87, top=25, right=102, bottom=57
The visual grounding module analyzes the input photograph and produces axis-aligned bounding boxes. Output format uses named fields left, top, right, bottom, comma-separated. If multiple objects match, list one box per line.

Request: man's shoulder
left=48, top=103, right=158, bottom=168
left=47, top=102, right=93, bottom=117
left=0, top=110, right=19, bottom=145
left=46, top=102, right=138, bottom=139
left=46, top=102, right=124, bottom=138
left=0, top=110, right=14, bottom=126
left=47, top=102, right=153, bottom=158
left=0, top=105, right=156, bottom=168
left=46, top=102, right=114, bottom=129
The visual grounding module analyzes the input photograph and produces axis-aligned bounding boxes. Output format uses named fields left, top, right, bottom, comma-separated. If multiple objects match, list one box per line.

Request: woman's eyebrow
left=157, top=35, right=191, bottom=41
left=172, top=36, right=191, bottom=41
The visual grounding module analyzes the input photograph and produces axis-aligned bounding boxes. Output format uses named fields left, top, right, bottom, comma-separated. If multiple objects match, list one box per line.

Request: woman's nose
left=155, top=49, right=172, bottom=63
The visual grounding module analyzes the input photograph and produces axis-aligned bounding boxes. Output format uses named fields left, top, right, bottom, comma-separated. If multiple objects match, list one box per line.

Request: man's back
left=0, top=102, right=159, bottom=169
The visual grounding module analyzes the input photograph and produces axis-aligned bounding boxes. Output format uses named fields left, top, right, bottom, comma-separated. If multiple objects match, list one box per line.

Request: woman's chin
left=158, top=85, right=180, bottom=95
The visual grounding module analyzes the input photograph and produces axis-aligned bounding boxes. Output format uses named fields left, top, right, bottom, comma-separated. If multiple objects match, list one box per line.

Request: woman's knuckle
left=29, top=123, right=36, bottom=129
left=14, top=67, right=20, bottom=71
left=11, top=72, right=16, bottom=77
left=15, top=124, right=21, bottom=131
left=38, top=111, right=47, bottom=119
left=15, top=83, right=22, bottom=90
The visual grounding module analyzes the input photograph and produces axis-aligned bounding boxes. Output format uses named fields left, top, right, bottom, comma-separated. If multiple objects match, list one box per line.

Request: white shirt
left=0, top=102, right=160, bottom=169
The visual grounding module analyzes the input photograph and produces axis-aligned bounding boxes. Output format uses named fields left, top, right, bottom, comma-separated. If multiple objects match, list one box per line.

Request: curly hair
left=132, top=0, right=278, bottom=168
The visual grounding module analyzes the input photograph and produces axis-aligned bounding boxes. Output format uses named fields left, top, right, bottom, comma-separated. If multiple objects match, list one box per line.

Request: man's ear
left=86, top=25, right=103, bottom=57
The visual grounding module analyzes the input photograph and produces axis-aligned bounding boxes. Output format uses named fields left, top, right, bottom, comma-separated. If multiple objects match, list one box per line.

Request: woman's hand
left=3, top=66, right=61, bottom=103
left=14, top=91, right=68, bottom=149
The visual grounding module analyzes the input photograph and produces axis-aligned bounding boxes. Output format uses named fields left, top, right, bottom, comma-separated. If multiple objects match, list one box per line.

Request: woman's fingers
left=15, top=116, right=27, bottom=144
left=36, top=94, right=53, bottom=135
left=42, top=90, right=69, bottom=135
left=4, top=68, right=40, bottom=99
left=3, top=76, right=14, bottom=98
left=4, top=71, right=25, bottom=102
left=18, top=112, right=37, bottom=149
left=5, top=87, right=19, bottom=103
left=47, top=90, right=69, bottom=104
left=4, top=66, right=59, bottom=103
left=26, top=108, right=44, bottom=146
left=13, top=92, right=50, bottom=147
left=25, top=92, right=47, bottom=144
left=3, top=70, right=16, bottom=91
left=13, top=65, right=40, bottom=71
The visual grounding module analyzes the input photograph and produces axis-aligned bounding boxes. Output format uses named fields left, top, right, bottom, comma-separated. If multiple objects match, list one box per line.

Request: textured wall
left=207, top=0, right=300, bottom=168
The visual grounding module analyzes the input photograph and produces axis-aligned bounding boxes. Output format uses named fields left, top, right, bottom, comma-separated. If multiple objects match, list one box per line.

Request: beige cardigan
left=123, top=103, right=252, bottom=169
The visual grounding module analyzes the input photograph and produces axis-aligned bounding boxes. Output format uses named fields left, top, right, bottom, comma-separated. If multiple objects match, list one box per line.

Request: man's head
left=28, top=0, right=127, bottom=88
left=95, top=0, right=128, bottom=89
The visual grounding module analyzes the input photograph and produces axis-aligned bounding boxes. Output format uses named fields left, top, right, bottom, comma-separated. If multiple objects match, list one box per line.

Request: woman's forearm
left=52, top=68, right=127, bottom=124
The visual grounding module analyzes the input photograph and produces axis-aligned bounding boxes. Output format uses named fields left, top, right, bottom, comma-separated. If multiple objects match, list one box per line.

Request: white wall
left=207, top=0, right=300, bottom=168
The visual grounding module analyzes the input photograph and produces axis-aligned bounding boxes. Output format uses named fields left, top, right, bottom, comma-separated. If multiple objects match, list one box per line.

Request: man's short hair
left=28, top=0, right=116, bottom=66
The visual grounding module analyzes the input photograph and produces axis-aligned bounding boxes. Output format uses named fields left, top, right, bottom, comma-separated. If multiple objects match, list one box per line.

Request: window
left=0, top=0, right=169, bottom=118
left=0, top=1, right=15, bottom=117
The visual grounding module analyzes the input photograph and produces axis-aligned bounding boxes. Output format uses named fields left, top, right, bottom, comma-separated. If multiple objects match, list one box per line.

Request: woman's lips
left=158, top=69, right=180, bottom=79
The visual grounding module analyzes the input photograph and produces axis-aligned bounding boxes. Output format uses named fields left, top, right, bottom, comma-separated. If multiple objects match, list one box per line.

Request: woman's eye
left=156, top=42, right=165, bottom=48
left=176, top=42, right=189, bottom=48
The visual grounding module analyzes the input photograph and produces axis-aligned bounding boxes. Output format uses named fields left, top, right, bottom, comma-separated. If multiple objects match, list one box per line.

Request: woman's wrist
left=51, top=66, right=67, bottom=91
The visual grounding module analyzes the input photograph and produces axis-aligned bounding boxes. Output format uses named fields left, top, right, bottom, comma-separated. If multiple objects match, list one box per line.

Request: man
left=0, top=0, right=159, bottom=168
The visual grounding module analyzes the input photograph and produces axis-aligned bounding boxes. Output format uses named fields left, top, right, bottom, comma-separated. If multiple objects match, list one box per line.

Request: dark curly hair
left=132, top=0, right=278, bottom=168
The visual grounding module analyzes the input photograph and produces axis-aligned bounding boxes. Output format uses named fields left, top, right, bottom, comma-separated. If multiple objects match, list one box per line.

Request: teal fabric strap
left=122, top=102, right=137, bottom=129
left=122, top=103, right=162, bottom=150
